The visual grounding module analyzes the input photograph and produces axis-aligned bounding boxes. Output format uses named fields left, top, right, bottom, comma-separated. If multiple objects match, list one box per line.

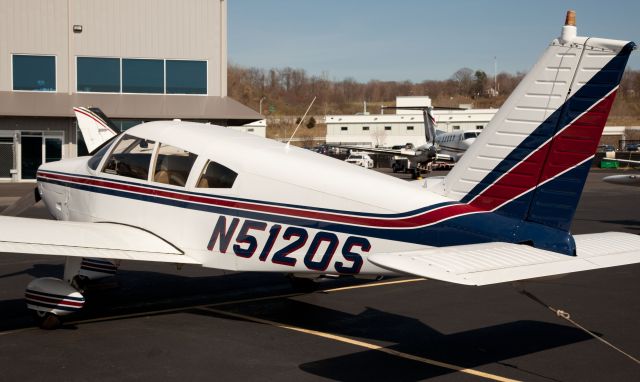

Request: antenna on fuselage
left=286, top=96, right=316, bottom=149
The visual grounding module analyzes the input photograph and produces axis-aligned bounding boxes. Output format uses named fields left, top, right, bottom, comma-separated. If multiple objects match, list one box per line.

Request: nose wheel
left=31, top=310, right=62, bottom=330
left=25, top=277, right=85, bottom=330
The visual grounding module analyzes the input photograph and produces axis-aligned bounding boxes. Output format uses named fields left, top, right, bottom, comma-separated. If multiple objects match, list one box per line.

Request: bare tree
left=371, top=127, right=387, bottom=147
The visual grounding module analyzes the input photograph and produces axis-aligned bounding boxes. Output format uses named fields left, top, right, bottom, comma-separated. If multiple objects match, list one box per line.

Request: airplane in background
left=330, top=106, right=477, bottom=179
left=1, top=11, right=639, bottom=330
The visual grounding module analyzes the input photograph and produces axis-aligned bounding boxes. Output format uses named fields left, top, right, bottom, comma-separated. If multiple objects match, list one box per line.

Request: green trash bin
left=600, top=159, right=619, bottom=168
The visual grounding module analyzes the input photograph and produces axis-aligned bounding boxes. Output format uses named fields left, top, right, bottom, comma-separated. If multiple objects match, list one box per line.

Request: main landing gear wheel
left=31, top=310, right=62, bottom=330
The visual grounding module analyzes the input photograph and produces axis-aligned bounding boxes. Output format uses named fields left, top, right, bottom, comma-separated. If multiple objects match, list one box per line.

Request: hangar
left=325, top=96, right=498, bottom=148
left=0, top=0, right=262, bottom=182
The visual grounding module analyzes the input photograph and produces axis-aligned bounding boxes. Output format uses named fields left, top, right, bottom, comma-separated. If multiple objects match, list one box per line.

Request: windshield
left=464, top=132, right=478, bottom=139
left=87, top=135, right=119, bottom=170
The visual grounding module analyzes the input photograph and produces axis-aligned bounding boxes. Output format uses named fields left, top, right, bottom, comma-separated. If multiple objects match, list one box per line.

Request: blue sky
left=228, top=0, right=640, bottom=82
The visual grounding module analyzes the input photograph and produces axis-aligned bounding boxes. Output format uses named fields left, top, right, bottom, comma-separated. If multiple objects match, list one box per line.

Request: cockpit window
left=152, top=143, right=197, bottom=187
left=88, top=135, right=118, bottom=171
left=197, top=160, right=237, bottom=189
left=102, top=134, right=155, bottom=180
left=464, top=132, right=479, bottom=139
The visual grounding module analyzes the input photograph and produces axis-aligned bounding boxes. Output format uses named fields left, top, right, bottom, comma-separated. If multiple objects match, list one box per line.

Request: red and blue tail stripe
left=459, top=42, right=635, bottom=231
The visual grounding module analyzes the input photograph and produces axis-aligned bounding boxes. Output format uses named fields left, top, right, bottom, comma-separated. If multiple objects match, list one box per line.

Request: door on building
left=0, top=136, right=15, bottom=180
left=20, top=133, right=42, bottom=180
left=45, top=135, right=63, bottom=163
left=20, top=132, right=64, bottom=180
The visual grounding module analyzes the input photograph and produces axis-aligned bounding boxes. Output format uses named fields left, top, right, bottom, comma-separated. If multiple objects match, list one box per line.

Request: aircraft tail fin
left=442, top=11, right=635, bottom=231
left=73, top=106, right=118, bottom=153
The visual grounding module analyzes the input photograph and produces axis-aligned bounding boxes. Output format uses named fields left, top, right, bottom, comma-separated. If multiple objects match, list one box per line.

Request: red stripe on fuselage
left=38, top=171, right=480, bottom=228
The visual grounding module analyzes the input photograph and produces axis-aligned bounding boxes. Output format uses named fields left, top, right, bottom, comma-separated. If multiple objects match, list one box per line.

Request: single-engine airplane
left=1, top=11, right=639, bottom=329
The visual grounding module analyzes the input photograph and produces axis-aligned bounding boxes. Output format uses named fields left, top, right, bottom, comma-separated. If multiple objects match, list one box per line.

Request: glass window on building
left=12, top=55, right=56, bottom=91
left=407, top=126, right=414, bottom=131
left=341, top=126, right=348, bottom=131
left=122, top=59, right=164, bottom=93
left=77, top=57, right=120, bottom=92
left=117, top=120, right=145, bottom=131
left=384, top=126, right=391, bottom=131
left=362, top=126, right=369, bottom=131
left=166, top=60, right=207, bottom=94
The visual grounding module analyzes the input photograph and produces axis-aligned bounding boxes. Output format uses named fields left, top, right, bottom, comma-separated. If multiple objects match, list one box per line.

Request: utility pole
left=259, top=96, right=266, bottom=114
left=494, top=56, right=498, bottom=94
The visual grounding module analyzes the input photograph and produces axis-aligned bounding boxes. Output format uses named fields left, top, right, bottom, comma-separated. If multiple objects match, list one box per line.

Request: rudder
left=441, top=13, right=635, bottom=232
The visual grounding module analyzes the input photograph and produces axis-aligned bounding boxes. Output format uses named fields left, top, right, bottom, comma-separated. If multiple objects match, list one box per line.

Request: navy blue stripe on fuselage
left=38, top=169, right=453, bottom=220
left=38, top=171, right=578, bottom=254
left=39, top=172, right=517, bottom=246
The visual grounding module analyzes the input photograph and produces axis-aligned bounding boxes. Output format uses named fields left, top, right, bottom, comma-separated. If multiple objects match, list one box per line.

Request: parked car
left=597, top=144, right=615, bottom=153
left=344, top=152, right=374, bottom=169
left=624, top=143, right=640, bottom=151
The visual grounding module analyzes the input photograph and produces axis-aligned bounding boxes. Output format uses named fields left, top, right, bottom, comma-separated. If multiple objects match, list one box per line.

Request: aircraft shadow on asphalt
left=193, top=299, right=591, bottom=381
left=0, top=263, right=64, bottom=280
left=0, top=267, right=593, bottom=380
left=597, top=219, right=640, bottom=231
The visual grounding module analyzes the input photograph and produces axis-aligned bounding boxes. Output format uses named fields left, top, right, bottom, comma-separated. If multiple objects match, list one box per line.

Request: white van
left=345, top=152, right=374, bottom=169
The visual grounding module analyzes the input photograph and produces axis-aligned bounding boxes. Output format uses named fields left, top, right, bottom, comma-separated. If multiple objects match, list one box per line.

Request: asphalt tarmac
left=0, top=168, right=639, bottom=381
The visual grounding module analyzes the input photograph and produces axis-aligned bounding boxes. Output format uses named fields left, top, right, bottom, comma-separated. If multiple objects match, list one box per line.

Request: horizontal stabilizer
left=0, top=216, right=199, bottom=264
left=369, top=232, right=640, bottom=286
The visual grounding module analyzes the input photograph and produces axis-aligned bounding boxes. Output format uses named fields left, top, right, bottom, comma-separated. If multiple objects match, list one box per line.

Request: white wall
left=325, top=109, right=498, bottom=147
left=0, top=0, right=227, bottom=95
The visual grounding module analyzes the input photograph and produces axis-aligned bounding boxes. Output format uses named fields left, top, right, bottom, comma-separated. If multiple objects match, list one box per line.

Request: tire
left=31, top=310, right=62, bottom=330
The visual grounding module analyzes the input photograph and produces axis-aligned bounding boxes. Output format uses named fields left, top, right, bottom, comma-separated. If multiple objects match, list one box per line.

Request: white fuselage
left=37, top=121, right=456, bottom=276
left=434, top=130, right=480, bottom=162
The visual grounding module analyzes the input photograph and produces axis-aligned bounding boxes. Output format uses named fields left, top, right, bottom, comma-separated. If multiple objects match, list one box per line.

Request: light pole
left=259, top=96, right=266, bottom=115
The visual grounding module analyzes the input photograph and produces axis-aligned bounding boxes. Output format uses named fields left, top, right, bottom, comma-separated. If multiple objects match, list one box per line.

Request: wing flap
left=369, top=232, right=640, bottom=286
left=0, top=216, right=199, bottom=264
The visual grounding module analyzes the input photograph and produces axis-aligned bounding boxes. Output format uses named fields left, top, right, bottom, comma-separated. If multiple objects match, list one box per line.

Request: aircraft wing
left=369, top=232, right=640, bottom=286
left=434, top=153, right=454, bottom=162
left=334, top=145, right=417, bottom=156
left=0, top=216, right=199, bottom=264
left=331, top=145, right=453, bottom=162
left=604, top=158, right=640, bottom=165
